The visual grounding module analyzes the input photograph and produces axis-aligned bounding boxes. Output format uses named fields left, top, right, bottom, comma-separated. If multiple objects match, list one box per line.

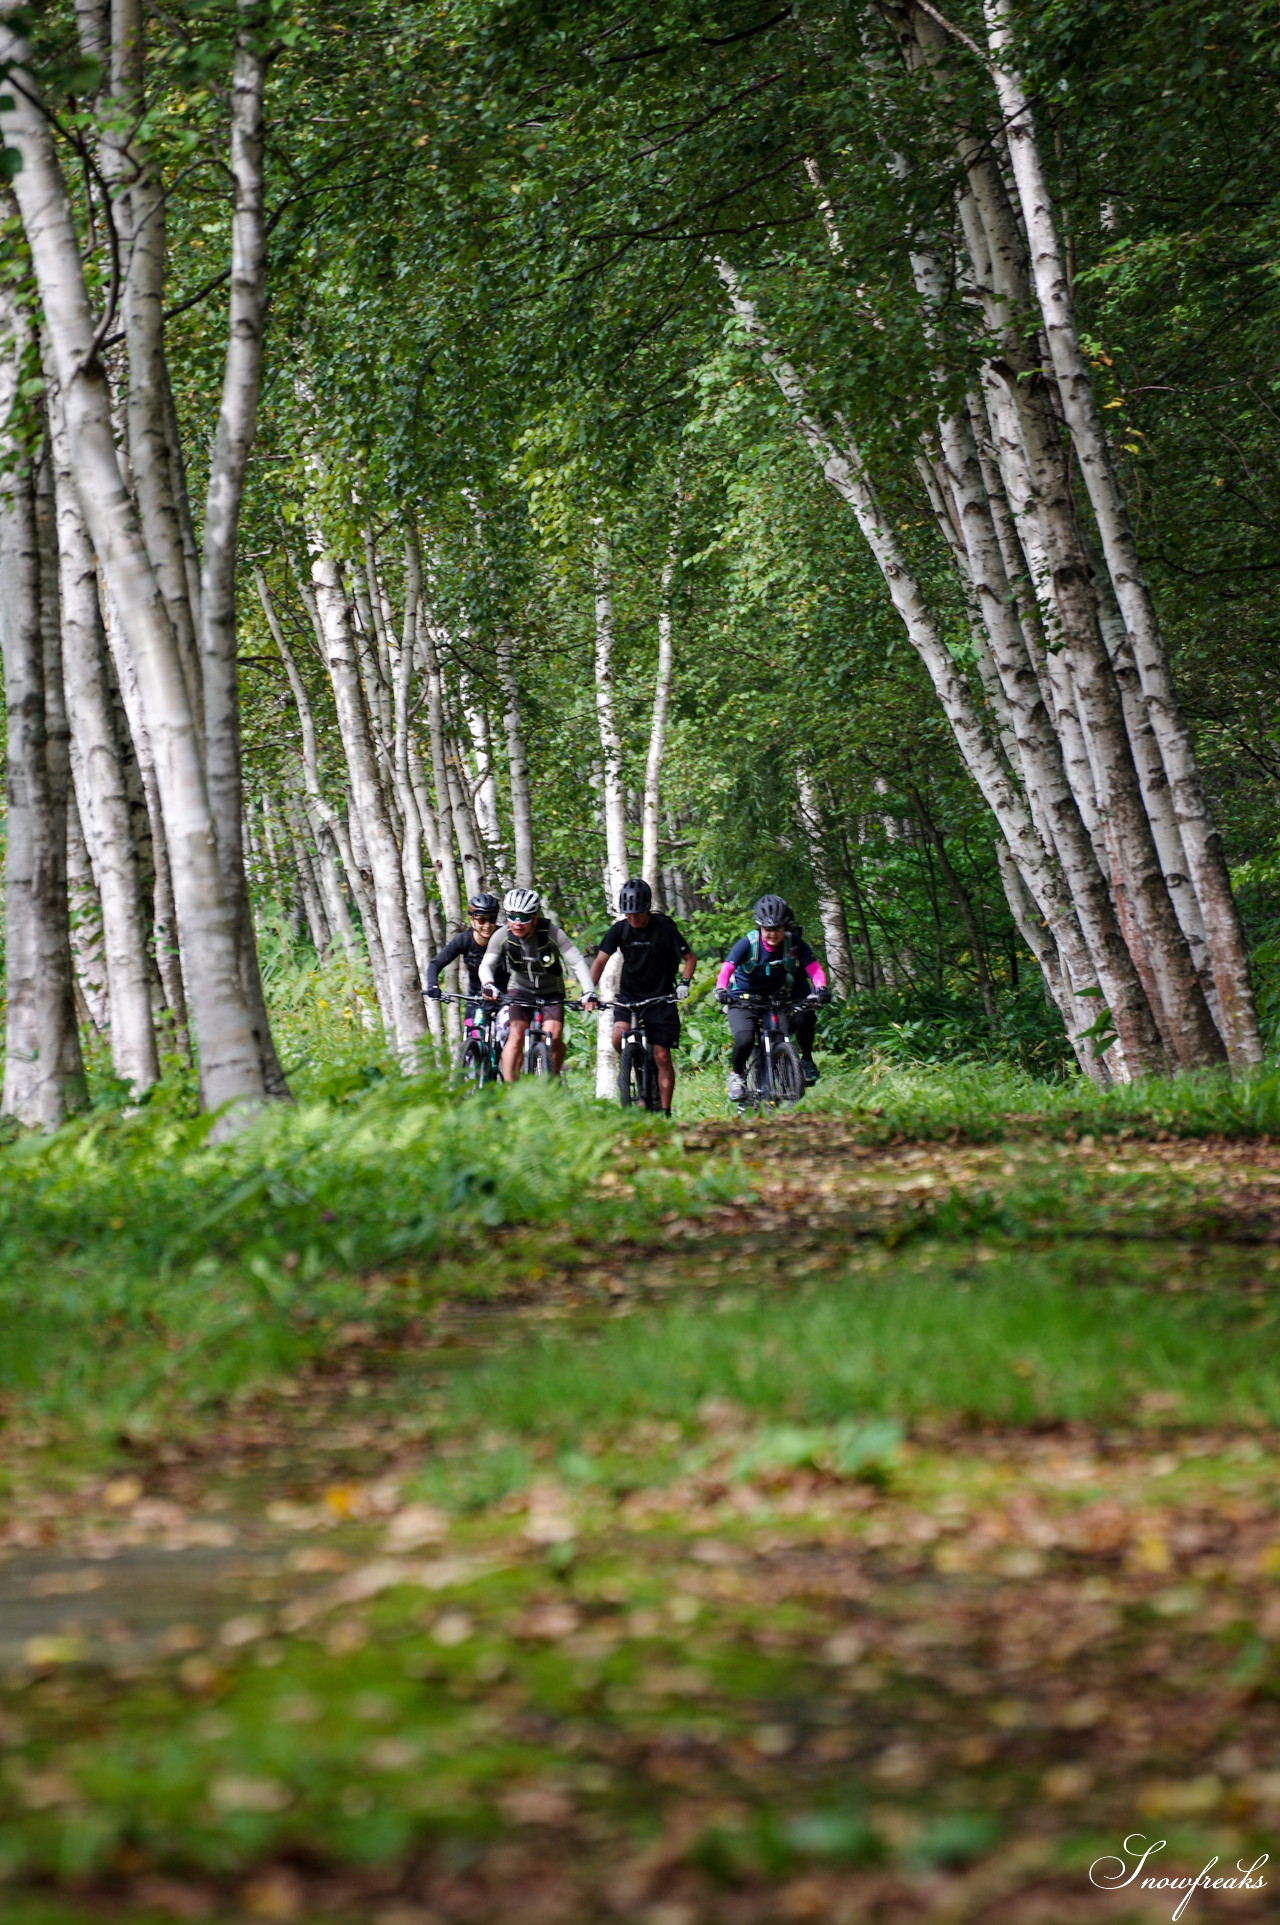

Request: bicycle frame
left=723, top=994, right=814, bottom=1110
left=604, top=992, right=677, bottom=1110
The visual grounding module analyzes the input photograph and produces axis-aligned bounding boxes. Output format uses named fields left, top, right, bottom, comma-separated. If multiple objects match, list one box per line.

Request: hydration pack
left=502, top=915, right=562, bottom=978
left=738, top=928, right=804, bottom=993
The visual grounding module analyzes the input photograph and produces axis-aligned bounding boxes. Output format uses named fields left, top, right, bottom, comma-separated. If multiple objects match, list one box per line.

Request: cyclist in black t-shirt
left=589, top=878, right=696, bottom=1115
left=426, top=893, right=508, bottom=1028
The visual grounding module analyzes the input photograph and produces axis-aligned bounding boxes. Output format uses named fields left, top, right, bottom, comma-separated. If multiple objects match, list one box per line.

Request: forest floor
left=3, top=1073, right=1280, bottom=1924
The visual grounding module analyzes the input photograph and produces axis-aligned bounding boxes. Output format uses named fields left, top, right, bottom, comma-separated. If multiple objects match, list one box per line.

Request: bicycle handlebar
left=595, top=992, right=679, bottom=1012
left=720, top=993, right=821, bottom=1011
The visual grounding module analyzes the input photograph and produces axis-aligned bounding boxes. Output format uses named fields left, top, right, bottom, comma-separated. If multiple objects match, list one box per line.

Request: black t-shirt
left=597, top=913, right=692, bottom=1001
left=428, top=930, right=508, bottom=998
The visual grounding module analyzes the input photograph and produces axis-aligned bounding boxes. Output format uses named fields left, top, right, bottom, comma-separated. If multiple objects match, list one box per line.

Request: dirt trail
left=2, top=1121, right=1279, bottom=1923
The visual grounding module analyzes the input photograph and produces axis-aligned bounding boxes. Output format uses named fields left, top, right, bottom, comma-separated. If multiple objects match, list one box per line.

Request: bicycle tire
left=746, top=1045, right=769, bottom=1109
left=773, top=1040, right=805, bottom=1105
left=529, top=1035, right=555, bottom=1078
left=641, top=1052, right=661, bottom=1111
left=617, top=1039, right=641, bottom=1109
left=456, top=1037, right=484, bottom=1090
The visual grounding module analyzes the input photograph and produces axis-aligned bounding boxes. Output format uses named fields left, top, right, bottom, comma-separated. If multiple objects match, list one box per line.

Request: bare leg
left=546, top=1017, right=565, bottom=1073
left=653, top=1043, right=675, bottom=1109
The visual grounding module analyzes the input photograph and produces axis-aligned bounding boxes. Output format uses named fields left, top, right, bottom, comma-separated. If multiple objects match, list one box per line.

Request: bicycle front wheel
left=529, top=1035, right=555, bottom=1077
left=772, top=1040, right=805, bottom=1105
left=617, top=1039, right=642, bottom=1108
left=456, top=1036, right=484, bottom=1090
left=640, top=1051, right=661, bottom=1111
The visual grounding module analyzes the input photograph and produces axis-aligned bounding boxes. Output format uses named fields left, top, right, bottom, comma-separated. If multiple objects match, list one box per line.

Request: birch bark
left=108, top=0, right=203, bottom=729
left=253, top=564, right=357, bottom=963
left=498, top=635, right=535, bottom=886
left=592, top=528, right=630, bottom=1097
left=0, top=313, right=86, bottom=1125
left=983, top=0, right=1259, bottom=1067
left=642, top=514, right=679, bottom=898
left=198, top=2, right=285, bottom=1096
left=718, top=261, right=1111, bottom=1077
left=797, top=769, right=853, bottom=997
left=308, top=537, right=427, bottom=1057
left=0, top=25, right=266, bottom=1123
left=49, top=369, right=159, bottom=1089
left=67, top=790, right=109, bottom=1033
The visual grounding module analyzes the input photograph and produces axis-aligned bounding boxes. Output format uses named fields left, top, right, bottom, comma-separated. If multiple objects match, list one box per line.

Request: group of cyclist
left=425, top=879, right=831, bottom=1113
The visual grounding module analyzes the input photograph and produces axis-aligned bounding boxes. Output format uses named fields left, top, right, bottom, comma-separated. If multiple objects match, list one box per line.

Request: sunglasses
left=508, top=914, right=537, bottom=927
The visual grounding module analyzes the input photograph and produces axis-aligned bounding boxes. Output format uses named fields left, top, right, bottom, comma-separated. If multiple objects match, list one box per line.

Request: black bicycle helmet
left=618, top=877, right=652, bottom=914
left=468, top=891, right=501, bottom=918
left=752, top=893, right=791, bottom=928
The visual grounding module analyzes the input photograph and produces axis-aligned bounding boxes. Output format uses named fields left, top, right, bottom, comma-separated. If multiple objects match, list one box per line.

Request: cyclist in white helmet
left=479, top=888, right=598, bottom=1080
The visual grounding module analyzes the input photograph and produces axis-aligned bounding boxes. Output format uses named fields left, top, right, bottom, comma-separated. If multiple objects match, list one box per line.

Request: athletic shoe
left=801, top=1057, right=819, bottom=1086
left=727, top=1072, right=747, bottom=1102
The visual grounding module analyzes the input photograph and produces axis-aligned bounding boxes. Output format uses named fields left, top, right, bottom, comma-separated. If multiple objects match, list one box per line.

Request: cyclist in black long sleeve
left=426, top=893, right=508, bottom=1027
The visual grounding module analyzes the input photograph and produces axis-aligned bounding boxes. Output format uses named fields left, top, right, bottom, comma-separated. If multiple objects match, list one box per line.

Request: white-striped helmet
left=503, top=887, right=540, bottom=919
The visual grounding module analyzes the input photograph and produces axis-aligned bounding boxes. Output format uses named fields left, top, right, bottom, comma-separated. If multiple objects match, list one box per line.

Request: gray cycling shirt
left=479, top=916, right=594, bottom=1000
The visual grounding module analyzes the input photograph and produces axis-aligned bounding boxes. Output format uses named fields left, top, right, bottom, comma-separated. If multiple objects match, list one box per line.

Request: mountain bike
left=724, top=994, right=814, bottom=1111
left=442, top=992, right=502, bottom=1089
left=607, top=993, right=677, bottom=1111
left=483, top=992, right=595, bottom=1079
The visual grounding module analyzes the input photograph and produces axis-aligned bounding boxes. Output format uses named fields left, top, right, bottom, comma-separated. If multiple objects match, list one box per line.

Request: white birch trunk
left=717, top=261, right=1110, bottom=1078
left=498, top=635, right=535, bottom=886
left=418, top=613, right=465, bottom=930
left=984, top=0, right=1259, bottom=1068
left=0, top=313, right=86, bottom=1125
left=642, top=513, right=678, bottom=898
left=198, top=4, right=284, bottom=1096
left=67, top=789, right=109, bottom=1033
left=253, top=564, right=358, bottom=965
left=307, top=535, right=428, bottom=1059
left=592, top=528, right=629, bottom=1097
left=0, top=29, right=266, bottom=1124
left=797, top=769, right=853, bottom=997
left=49, top=368, right=159, bottom=1090
left=390, top=534, right=443, bottom=1048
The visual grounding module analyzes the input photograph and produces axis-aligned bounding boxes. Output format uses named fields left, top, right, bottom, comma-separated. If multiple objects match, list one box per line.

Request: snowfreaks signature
left=1090, top=1834, right=1268, bottom=1920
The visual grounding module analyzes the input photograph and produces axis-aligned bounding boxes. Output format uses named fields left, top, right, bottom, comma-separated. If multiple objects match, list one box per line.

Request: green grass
left=416, top=1239, right=1280, bottom=1502
left=0, top=1074, right=734, bottom=1438
left=3, top=1027, right=1279, bottom=1446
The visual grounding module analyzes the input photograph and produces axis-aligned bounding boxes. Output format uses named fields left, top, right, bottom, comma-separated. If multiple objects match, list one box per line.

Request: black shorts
left=507, top=996, right=564, bottom=1024
left=615, top=1002, right=680, bottom=1049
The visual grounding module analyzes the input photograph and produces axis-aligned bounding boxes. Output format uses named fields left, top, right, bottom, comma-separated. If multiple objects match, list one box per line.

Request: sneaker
left=727, top=1072, right=747, bottom=1103
left=801, top=1057, right=819, bottom=1086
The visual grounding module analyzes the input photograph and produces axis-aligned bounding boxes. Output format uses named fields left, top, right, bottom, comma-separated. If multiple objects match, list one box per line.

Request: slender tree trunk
left=307, top=534, right=427, bottom=1058
left=0, top=30, right=266, bottom=1124
left=418, top=611, right=465, bottom=930
left=718, top=261, right=1112, bottom=1078
left=907, top=779, right=998, bottom=1035
left=388, top=535, right=442, bottom=1047
left=108, top=0, right=203, bottom=733
left=797, top=769, right=853, bottom=996
left=642, top=510, right=679, bottom=898
left=498, top=635, right=535, bottom=886
left=254, top=564, right=358, bottom=964
left=983, top=0, right=1258, bottom=1068
left=67, top=789, right=109, bottom=1033
left=592, top=528, right=629, bottom=1096
left=198, top=3, right=285, bottom=1097
left=48, top=366, right=159, bottom=1089
left=0, top=315, right=86, bottom=1125
left=459, top=674, right=503, bottom=864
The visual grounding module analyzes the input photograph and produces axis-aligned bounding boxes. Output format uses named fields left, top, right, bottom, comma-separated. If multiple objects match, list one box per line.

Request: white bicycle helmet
left=503, top=887, right=541, bottom=919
